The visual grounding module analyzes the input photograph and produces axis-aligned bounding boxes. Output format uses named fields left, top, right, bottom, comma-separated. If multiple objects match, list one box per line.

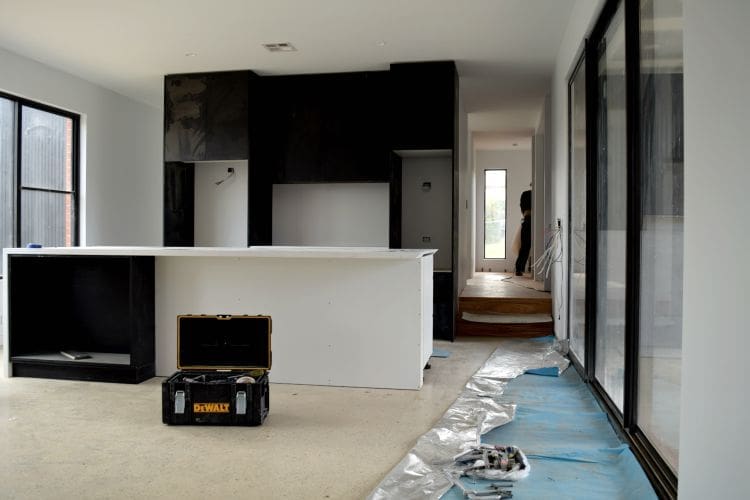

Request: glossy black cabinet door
left=164, top=162, right=195, bottom=246
left=389, top=61, right=457, bottom=150
left=164, top=71, right=253, bottom=162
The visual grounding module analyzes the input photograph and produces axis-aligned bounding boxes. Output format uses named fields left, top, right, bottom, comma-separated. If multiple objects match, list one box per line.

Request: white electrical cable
left=533, top=225, right=563, bottom=280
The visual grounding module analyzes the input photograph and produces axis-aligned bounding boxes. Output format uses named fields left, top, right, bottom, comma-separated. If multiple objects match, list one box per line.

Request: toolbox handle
left=236, top=391, right=247, bottom=415
left=175, top=390, right=186, bottom=414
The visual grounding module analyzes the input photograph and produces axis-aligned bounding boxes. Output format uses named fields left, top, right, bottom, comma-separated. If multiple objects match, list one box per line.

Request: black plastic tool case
left=162, top=315, right=271, bottom=426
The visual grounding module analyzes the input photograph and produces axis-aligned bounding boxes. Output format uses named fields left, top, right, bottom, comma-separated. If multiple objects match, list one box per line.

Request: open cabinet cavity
left=164, top=160, right=248, bottom=247
left=7, top=255, right=154, bottom=383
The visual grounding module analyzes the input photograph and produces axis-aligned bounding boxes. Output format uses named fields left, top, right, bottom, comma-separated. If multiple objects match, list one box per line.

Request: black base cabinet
left=433, top=271, right=454, bottom=341
left=8, top=255, right=155, bottom=383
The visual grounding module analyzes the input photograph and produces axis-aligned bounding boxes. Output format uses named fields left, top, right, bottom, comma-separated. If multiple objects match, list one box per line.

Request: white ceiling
left=0, top=0, right=575, bottom=133
left=473, top=131, right=532, bottom=151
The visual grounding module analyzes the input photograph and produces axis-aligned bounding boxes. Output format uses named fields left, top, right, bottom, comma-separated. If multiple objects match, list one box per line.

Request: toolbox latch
left=175, top=390, right=186, bottom=414
left=236, top=391, right=247, bottom=415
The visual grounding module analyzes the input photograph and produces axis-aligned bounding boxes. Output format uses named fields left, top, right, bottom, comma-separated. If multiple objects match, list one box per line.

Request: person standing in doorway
left=515, top=189, right=532, bottom=276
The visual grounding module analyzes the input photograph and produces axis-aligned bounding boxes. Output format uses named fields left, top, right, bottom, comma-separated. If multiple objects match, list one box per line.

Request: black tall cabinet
left=163, top=70, right=256, bottom=246
left=163, top=62, right=459, bottom=340
left=388, top=61, right=458, bottom=341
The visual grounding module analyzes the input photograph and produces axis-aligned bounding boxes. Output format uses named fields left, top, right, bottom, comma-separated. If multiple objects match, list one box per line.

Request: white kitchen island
left=2, top=246, right=435, bottom=389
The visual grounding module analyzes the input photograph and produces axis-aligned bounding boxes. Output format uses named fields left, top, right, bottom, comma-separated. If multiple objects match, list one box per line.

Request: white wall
left=0, top=47, right=162, bottom=247
left=474, top=149, right=532, bottom=272
left=679, top=0, right=750, bottom=497
left=401, top=156, right=452, bottom=270
left=194, top=161, right=248, bottom=247
left=549, top=0, right=605, bottom=338
left=272, top=183, right=389, bottom=247
left=0, top=47, right=163, bottom=345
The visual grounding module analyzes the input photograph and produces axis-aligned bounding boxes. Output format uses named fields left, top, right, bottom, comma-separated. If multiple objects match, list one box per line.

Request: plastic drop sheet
left=368, top=337, right=569, bottom=500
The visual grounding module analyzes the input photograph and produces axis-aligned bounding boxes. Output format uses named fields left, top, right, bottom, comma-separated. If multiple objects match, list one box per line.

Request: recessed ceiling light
left=376, top=41, right=387, bottom=47
left=262, top=42, right=297, bottom=52
left=184, top=52, right=197, bottom=57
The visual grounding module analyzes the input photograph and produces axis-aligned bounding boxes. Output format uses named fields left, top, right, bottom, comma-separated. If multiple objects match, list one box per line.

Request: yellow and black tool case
left=162, top=314, right=271, bottom=426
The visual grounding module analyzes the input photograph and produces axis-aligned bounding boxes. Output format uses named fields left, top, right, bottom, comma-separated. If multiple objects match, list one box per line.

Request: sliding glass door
left=574, top=0, right=684, bottom=495
left=594, top=1, right=627, bottom=412
left=568, top=58, right=587, bottom=364
left=637, top=0, right=684, bottom=474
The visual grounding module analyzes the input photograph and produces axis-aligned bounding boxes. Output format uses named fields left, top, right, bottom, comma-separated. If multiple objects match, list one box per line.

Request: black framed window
left=567, top=0, right=684, bottom=496
left=0, top=93, right=79, bottom=254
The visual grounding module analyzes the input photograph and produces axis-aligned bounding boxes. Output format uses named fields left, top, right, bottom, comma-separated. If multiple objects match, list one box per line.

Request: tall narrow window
left=568, top=58, right=587, bottom=364
left=483, top=169, right=507, bottom=259
left=0, top=95, right=78, bottom=253
left=594, top=1, right=627, bottom=412
left=637, top=0, right=684, bottom=474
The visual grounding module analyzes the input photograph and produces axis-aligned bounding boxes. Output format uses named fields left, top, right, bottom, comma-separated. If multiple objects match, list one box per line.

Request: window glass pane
left=20, top=190, right=74, bottom=247
left=21, top=106, right=73, bottom=192
left=569, top=60, right=587, bottom=363
left=484, top=170, right=506, bottom=259
left=0, top=98, right=15, bottom=251
left=638, top=0, right=683, bottom=473
left=595, top=1, right=627, bottom=411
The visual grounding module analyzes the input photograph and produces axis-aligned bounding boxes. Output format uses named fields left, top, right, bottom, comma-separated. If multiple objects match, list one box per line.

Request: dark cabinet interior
left=164, top=162, right=195, bottom=246
left=164, top=70, right=255, bottom=162
left=9, top=255, right=155, bottom=383
left=389, top=61, right=457, bottom=150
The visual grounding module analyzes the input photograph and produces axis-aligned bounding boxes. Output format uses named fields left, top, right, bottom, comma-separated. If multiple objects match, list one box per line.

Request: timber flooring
left=458, top=272, right=554, bottom=337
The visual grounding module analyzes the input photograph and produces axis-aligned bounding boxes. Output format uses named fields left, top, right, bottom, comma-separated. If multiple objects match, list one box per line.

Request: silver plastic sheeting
left=368, top=338, right=569, bottom=500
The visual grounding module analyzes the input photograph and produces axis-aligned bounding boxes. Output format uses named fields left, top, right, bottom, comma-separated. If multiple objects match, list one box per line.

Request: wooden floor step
left=456, top=317, right=553, bottom=337
left=461, top=312, right=553, bottom=324
left=459, top=296, right=552, bottom=315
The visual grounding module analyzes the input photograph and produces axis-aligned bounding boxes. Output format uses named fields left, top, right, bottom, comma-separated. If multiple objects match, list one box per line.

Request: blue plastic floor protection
left=432, top=348, right=451, bottom=358
left=443, top=364, right=657, bottom=499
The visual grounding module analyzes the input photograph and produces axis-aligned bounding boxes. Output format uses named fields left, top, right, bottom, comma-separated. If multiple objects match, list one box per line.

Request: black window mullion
left=72, top=114, right=80, bottom=246
left=14, top=99, right=22, bottom=248
left=584, top=36, right=598, bottom=382
left=623, top=0, right=642, bottom=431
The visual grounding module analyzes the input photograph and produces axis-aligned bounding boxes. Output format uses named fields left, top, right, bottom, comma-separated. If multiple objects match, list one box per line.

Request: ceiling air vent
left=262, top=42, right=297, bottom=52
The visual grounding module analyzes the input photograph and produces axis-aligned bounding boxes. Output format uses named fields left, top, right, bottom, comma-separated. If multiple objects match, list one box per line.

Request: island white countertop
left=2, top=245, right=437, bottom=260
left=2, top=244, right=435, bottom=389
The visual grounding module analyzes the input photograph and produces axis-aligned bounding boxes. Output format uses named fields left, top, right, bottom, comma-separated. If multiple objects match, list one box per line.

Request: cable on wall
left=533, top=221, right=563, bottom=280
left=214, top=167, right=235, bottom=186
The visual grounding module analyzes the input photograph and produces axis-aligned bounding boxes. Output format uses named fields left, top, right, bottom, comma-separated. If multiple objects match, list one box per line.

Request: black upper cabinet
left=249, top=72, right=390, bottom=183
left=389, top=61, right=457, bottom=150
left=164, top=70, right=255, bottom=162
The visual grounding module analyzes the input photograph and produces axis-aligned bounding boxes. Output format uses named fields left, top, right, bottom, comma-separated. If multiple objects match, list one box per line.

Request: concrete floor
left=0, top=337, right=501, bottom=500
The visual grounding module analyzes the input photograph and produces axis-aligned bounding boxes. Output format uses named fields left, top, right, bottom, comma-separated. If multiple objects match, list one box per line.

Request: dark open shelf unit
left=8, top=255, right=155, bottom=383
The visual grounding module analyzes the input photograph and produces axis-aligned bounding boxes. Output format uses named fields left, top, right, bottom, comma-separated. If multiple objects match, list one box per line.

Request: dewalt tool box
left=162, top=314, right=271, bottom=426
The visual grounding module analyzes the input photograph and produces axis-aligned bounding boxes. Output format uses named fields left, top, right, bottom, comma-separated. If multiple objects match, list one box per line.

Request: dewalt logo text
left=193, top=402, right=230, bottom=413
